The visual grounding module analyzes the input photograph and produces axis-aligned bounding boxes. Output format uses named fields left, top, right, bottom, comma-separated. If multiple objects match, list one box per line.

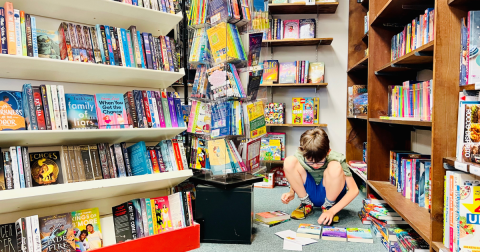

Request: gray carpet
left=194, top=187, right=386, bottom=252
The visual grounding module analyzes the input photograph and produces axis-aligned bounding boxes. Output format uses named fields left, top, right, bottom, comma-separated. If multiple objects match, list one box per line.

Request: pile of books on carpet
left=348, top=160, right=367, bottom=181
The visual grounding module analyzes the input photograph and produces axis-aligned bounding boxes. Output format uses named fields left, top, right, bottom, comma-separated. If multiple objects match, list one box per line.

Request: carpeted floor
left=194, top=186, right=386, bottom=252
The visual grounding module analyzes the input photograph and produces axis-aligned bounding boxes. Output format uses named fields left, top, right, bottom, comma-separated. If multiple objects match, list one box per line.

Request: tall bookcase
left=347, top=0, right=480, bottom=250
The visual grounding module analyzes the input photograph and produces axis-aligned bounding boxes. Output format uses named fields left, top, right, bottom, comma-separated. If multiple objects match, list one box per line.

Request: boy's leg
left=284, top=159, right=314, bottom=219
left=322, top=161, right=346, bottom=222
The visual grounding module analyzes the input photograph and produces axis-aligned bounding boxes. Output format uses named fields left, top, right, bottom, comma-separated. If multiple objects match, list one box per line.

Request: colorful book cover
left=32, top=86, right=46, bottom=130
left=469, top=11, right=480, bottom=83
left=130, top=199, right=145, bottom=238
left=36, top=29, right=61, bottom=59
left=459, top=184, right=480, bottom=251
left=0, top=7, right=8, bottom=54
left=353, top=85, right=368, bottom=116
left=22, top=84, right=37, bottom=130
left=297, top=223, right=321, bottom=235
left=321, top=226, right=347, bottom=241
left=0, top=90, right=25, bottom=130
left=112, top=203, right=135, bottom=243
left=245, top=100, right=267, bottom=139
left=39, top=212, right=76, bottom=251
left=279, top=62, right=296, bottom=84
left=65, top=94, right=99, bottom=130
left=262, top=60, right=279, bottom=84
left=208, top=139, right=232, bottom=175
left=299, top=19, right=315, bottom=39
left=29, top=151, right=64, bottom=187
left=283, top=20, right=299, bottom=39
left=307, top=62, right=325, bottom=83
left=127, top=141, right=152, bottom=176
left=460, top=18, right=468, bottom=86
left=248, top=33, right=263, bottom=67
left=264, top=102, right=284, bottom=124
left=152, top=196, right=173, bottom=233
left=94, top=94, right=130, bottom=129
left=71, top=208, right=103, bottom=250
left=292, top=97, right=317, bottom=124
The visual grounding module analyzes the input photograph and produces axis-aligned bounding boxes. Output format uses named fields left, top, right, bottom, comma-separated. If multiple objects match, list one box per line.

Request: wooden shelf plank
left=367, top=181, right=431, bottom=244
left=371, top=0, right=435, bottom=29
left=266, top=123, right=327, bottom=127
left=260, top=83, right=328, bottom=87
left=375, top=41, right=434, bottom=73
left=443, top=157, right=480, bottom=175
left=347, top=56, right=369, bottom=72
left=0, top=170, right=192, bottom=215
left=362, top=32, right=368, bottom=43
left=448, top=0, right=480, bottom=7
left=268, top=2, right=338, bottom=15
left=347, top=115, right=368, bottom=120
left=9, top=0, right=182, bottom=36
left=0, top=54, right=185, bottom=88
left=432, top=241, right=448, bottom=252
left=0, top=127, right=187, bottom=147
left=262, top=38, right=333, bottom=47
left=369, top=118, right=432, bottom=127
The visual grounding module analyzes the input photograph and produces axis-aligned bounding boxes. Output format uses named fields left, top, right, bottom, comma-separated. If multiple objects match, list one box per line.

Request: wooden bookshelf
left=268, top=2, right=338, bottom=15
left=375, top=41, right=434, bottom=74
left=371, top=0, right=435, bottom=30
left=262, top=38, right=333, bottom=47
left=362, top=32, right=368, bottom=43
left=8, top=0, right=182, bottom=36
left=361, top=0, right=369, bottom=8
left=346, top=115, right=368, bottom=120
left=448, top=0, right=480, bottom=7
left=368, top=181, right=431, bottom=243
left=432, top=241, right=448, bottom=252
left=0, top=127, right=187, bottom=147
left=369, top=118, right=432, bottom=127
left=347, top=56, right=368, bottom=72
left=443, top=157, right=480, bottom=175
left=0, top=170, right=192, bottom=214
left=259, top=83, right=328, bottom=87
left=0, top=54, right=185, bottom=88
left=266, top=123, right=327, bottom=127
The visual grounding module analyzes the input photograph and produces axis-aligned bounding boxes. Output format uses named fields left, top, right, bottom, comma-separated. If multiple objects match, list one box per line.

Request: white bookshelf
left=0, top=170, right=192, bottom=215
left=0, top=54, right=185, bottom=89
left=9, top=0, right=183, bottom=36
left=0, top=127, right=187, bottom=147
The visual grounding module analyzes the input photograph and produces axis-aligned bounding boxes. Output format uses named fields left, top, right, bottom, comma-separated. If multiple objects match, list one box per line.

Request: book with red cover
left=141, top=90, right=153, bottom=128
left=32, top=86, right=46, bottom=130
left=171, top=139, right=184, bottom=170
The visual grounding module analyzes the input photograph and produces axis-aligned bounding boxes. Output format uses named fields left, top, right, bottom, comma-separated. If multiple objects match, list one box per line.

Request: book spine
left=25, top=217, right=34, bottom=252
left=31, top=215, right=41, bottom=252
left=124, top=91, right=138, bottom=128
left=154, top=91, right=166, bottom=128
left=13, top=9, right=21, bottom=55
left=97, top=143, right=111, bottom=179
left=133, top=90, right=147, bottom=128
left=136, top=31, right=146, bottom=69
left=142, top=32, right=153, bottom=69
left=50, top=85, right=62, bottom=130
left=148, top=147, right=160, bottom=173
left=31, top=16, right=37, bottom=57
left=61, top=146, right=73, bottom=183
left=3, top=152, right=13, bottom=189
left=16, top=146, right=25, bottom=188
left=89, top=26, right=102, bottom=63
left=23, top=84, right=38, bottom=130
left=147, top=91, right=157, bottom=128
left=145, top=146, right=154, bottom=174
left=113, top=144, right=127, bottom=178
left=80, top=145, right=94, bottom=181
left=67, top=146, right=79, bottom=182
left=107, top=145, right=118, bottom=178
left=126, top=30, right=136, bottom=67
left=141, top=90, right=153, bottom=128
left=153, top=37, right=163, bottom=71
left=173, top=94, right=185, bottom=127
left=128, top=26, right=143, bottom=68
left=32, top=86, right=46, bottom=130
left=167, top=93, right=178, bottom=127
left=148, top=34, right=158, bottom=70
left=186, top=191, right=194, bottom=225
left=45, top=85, right=56, bottom=130
left=111, top=27, right=122, bottom=66
left=169, top=38, right=179, bottom=72
left=25, top=13, right=32, bottom=57
left=161, top=93, right=172, bottom=128
left=74, top=146, right=86, bottom=181
left=88, top=145, right=103, bottom=180
left=171, top=139, right=184, bottom=170
left=56, top=85, right=69, bottom=130
left=154, top=146, right=167, bottom=172
left=121, top=28, right=131, bottom=67
left=127, top=202, right=138, bottom=239
left=164, top=36, right=174, bottom=71
left=144, top=198, right=154, bottom=236
left=116, top=28, right=126, bottom=66
left=9, top=147, right=20, bottom=189
left=107, top=26, right=118, bottom=65
left=99, top=25, right=110, bottom=64
left=166, top=140, right=178, bottom=171
left=159, top=36, right=169, bottom=71
left=94, top=25, right=104, bottom=62
left=177, top=140, right=188, bottom=170
left=21, top=147, right=32, bottom=187
left=40, top=86, right=52, bottom=130
left=120, top=142, right=133, bottom=176
left=4, top=3, right=15, bottom=54
left=63, top=23, right=73, bottom=61
left=0, top=8, right=7, bottom=54
left=159, top=141, right=173, bottom=171
left=181, top=192, right=191, bottom=226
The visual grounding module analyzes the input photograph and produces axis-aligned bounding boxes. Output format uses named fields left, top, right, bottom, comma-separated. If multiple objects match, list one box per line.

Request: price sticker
left=455, top=161, right=469, bottom=172
left=470, top=165, right=480, bottom=176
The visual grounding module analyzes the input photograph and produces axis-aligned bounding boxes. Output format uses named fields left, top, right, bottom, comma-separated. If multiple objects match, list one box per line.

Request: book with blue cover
left=279, top=62, right=296, bottom=84
left=158, top=140, right=173, bottom=172
left=127, top=141, right=152, bottom=176
left=65, top=94, right=98, bottom=130
left=167, top=92, right=178, bottom=127
left=346, top=228, right=373, bottom=243
left=94, top=93, right=130, bottom=129
left=133, top=90, right=147, bottom=128
left=0, top=90, right=25, bottom=130
left=173, top=92, right=185, bottom=127
left=22, top=84, right=38, bottom=130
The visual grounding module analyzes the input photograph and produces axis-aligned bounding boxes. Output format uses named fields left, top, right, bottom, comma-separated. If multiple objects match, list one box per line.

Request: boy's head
left=299, top=127, right=330, bottom=163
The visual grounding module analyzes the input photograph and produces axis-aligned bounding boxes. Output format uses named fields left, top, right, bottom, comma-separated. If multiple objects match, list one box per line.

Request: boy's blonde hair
left=299, top=127, right=330, bottom=163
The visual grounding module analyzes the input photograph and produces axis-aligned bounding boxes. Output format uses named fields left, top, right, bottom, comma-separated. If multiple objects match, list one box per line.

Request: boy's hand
left=318, top=210, right=334, bottom=225
left=281, top=192, right=295, bottom=204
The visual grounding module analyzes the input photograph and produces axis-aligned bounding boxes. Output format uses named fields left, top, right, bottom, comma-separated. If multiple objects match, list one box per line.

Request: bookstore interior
left=1, top=0, right=480, bottom=251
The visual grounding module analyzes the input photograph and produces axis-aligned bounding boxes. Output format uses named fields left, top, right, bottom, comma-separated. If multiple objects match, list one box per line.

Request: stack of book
left=0, top=139, right=188, bottom=190
left=113, top=192, right=194, bottom=242
left=115, top=0, right=177, bottom=14
left=266, top=19, right=316, bottom=40
left=264, top=103, right=285, bottom=124
left=0, top=86, right=185, bottom=131
left=207, top=22, right=246, bottom=65
left=254, top=211, right=290, bottom=227
left=348, top=85, right=368, bottom=117
left=188, top=27, right=212, bottom=65
left=348, top=160, right=367, bottom=181
left=250, top=11, right=269, bottom=39
left=188, top=0, right=208, bottom=26
left=190, top=63, right=246, bottom=100
left=292, top=97, right=320, bottom=125
left=390, top=8, right=434, bottom=61
left=263, top=60, right=325, bottom=84
left=208, top=0, right=251, bottom=26
left=389, top=151, right=431, bottom=209
left=260, top=132, right=286, bottom=161
left=383, top=80, right=432, bottom=122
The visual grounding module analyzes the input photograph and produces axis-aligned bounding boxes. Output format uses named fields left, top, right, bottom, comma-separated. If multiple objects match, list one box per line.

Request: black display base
left=190, top=173, right=264, bottom=190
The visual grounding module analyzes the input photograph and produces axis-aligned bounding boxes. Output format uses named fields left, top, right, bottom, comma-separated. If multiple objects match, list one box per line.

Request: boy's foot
left=322, top=206, right=339, bottom=223
left=291, top=203, right=313, bottom=220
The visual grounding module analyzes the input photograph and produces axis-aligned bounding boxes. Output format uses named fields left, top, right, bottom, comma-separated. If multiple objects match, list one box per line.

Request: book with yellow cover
left=243, top=100, right=267, bottom=139
left=207, top=22, right=229, bottom=64
left=207, top=139, right=232, bottom=175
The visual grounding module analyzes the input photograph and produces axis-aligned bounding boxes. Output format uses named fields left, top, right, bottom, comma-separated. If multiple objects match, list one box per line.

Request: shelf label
left=455, top=161, right=469, bottom=172
left=475, top=82, right=480, bottom=90
left=470, top=165, right=480, bottom=176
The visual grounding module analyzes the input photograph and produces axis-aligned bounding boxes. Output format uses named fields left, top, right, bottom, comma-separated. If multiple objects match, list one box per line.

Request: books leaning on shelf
left=0, top=139, right=188, bottom=190
left=277, top=61, right=325, bottom=84
left=348, top=160, right=367, bottom=180
left=292, top=97, right=320, bottom=125
left=391, top=7, right=434, bottom=61
left=113, top=192, right=194, bottom=243
left=385, top=80, right=432, bottom=122
left=114, top=0, right=177, bottom=14
left=463, top=12, right=480, bottom=85
left=0, top=87, right=185, bottom=131
left=455, top=91, right=480, bottom=163
left=266, top=18, right=316, bottom=40
left=388, top=150, right=431, bottom=209
left=260, top=132, right=285, bottom=161
left=348, top=85, right=367, bottom=117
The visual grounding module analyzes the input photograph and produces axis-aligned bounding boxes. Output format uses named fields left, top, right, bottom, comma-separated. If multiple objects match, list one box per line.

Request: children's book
left=207, top=139, right=232, bottom=175
left=36, top=29, right=61, bottom=59
left=65, top=94, right=99, bottom=130
left=469, top=11, right=480, bottom=84
left=260, top=139, right=282, bottom=161
left=29, top=151, right=64, bottom=186
left=460, top=17, right=468, bottom=86
left=262, top=60, right=279, bottom=84
left=71, top=208, right=103, bottom=249
left=353, top=85, right=368, bottom=116
left=299, top=19, right=315, bottom=39
left=0, top=90, right=25, bottom=130
left=243, top=100, right=267, bottom=139
left=254, top=218, right=290, bottom=227
left=307, top=62, right=325, bottom=83
left=255, top=211, right=290, bottom=223
left=264, top=102, right=284, bottom=124
left=321, top=226, right=347, bottom=241
left=152, top=196, right=173, bottom=233
left=296, top=224, right=321, bottom=239
left=279, top=62, right=296, bottom=84
left=94, top=94, right=130, bottom=129
left=283, top=20, right=299, bottom=39
left=292, top=97, right=319, bottom=124
left=459, top=184, right=480, bottom=251
left=187, top=100, right=211, bottom=134
left=39, top=212, right=76, bottom=251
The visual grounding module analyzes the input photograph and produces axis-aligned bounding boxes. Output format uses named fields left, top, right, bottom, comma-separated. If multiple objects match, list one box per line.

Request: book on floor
left=296, top=223, right=321, bottom=239
left=346, top=228, right=373, bottom=243
left=255, top=211, right=290, bottom=223
left=254, top=218, right=290, bottom=227
left=321, top=226, right=347, bottom=241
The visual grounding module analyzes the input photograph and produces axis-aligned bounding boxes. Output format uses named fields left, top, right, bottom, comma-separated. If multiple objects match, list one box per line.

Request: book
left=0, top=7, right=8, bottom=54
left=89, top=145, right=103, bottom=180
left=4, top=2, right=15, bottom=54
left=29, top=151, right=64, bottom=187
left=321, top=226, right=347, bottom=241
left=264, top=102, right=286, bottom=124
left=307, top=62, right=325, bottom=84
left=22, top=84, right=38, bottom=130
left=296, top=223, right=322, bottom=239
left=353, top=85, right=368, bottom=116
left=299, top=19, right=315, bottom=39
left=40, top=85, right=52, bottom=130
left=243, top=100, right=267, bottom=139
left=80, top=145, right=94, bottom=181
left=131, top=199, right=145, bottom=238
left=36, top=29, right=61, bottom=59
left=283, top=20, right=299, bottom=39
left=0, top=223, right=17, bottom=251
left=65, top=94, right=99, bottom=130
left=13, top=9, right=20, bottom=56
left=0, top=90, right=25, bottom=130
left=168, top=193, right=185, bottom=229
left=469, top=11, right=480, bottom=84
left=279, top=62, right=296, bottom=84
left=112, top=202, right=136, bottom=243
left=152, top=196, right=173, bottom=233
left=39, top=212, right=76, bottom=251
left=262, top=60, right=279, bottom=84
left=71, top=208, right=103, bottom=250
left=254, top=218, right=290, bottom=227
left=127, top=141, right=152, bottom=175
left=94, top=94, right=130, bottom=129
left=292, top=97, right=319, bottom=124
left=460, top=17, right=468, bottom=86
left=255, top=211, right=290, bottom=223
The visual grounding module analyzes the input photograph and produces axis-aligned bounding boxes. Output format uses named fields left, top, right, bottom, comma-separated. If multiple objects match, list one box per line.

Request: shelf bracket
left=414, top=51, right=433, bottom=57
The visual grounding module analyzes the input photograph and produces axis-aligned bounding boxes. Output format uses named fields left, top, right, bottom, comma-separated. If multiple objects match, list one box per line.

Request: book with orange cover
left=4, top=2, right=15, bottom=54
